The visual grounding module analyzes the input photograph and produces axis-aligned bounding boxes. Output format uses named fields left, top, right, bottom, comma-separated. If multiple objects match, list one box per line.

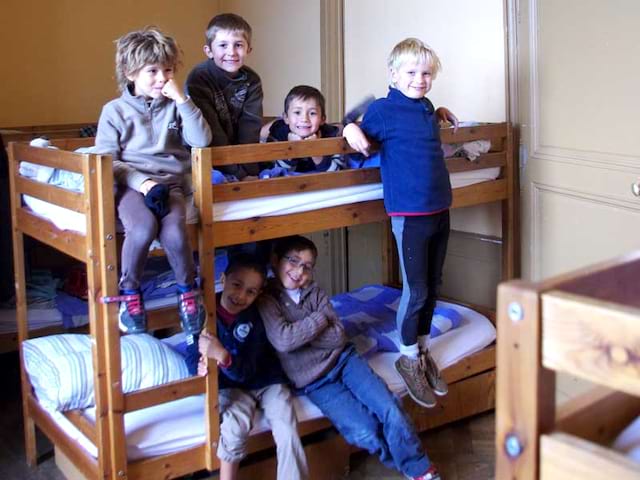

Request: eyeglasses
left=283, top=255, right=314, bottom=273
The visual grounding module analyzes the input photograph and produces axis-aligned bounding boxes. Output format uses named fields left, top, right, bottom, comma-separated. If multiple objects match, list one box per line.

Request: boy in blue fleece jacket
left=344, top=38, right=458, bottom=412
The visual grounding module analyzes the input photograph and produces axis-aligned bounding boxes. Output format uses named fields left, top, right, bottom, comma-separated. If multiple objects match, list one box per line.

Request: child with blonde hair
left=344, top=38, right=456, bottom=410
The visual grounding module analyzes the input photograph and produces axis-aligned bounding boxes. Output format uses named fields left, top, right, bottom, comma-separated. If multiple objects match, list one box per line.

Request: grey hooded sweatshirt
left=95, top=86, right=212, bottom=192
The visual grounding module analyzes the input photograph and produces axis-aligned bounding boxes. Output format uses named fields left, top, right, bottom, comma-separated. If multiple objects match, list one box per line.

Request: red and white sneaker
left=406, top=465, right=441, bottom=480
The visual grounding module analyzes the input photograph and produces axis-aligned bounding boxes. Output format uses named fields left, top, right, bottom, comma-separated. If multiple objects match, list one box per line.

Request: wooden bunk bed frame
left=8, top=122, right=517, bottom=479
left=496, top=251, right=640, bottom=479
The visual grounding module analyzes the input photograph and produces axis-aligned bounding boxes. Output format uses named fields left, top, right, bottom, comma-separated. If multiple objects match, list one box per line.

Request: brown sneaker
left=421, top=350, right=448, bottom=396
left=394, top=355, right=436, bottom=408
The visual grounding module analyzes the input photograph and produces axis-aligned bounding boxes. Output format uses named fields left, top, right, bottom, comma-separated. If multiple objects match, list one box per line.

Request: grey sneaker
left=421, top=350, right=448, bottom=396
left=178, top=290, right=205, bottom=336
left=395, top=355, right=436, bottom=408
left=118, top=292, right=147, bottom=334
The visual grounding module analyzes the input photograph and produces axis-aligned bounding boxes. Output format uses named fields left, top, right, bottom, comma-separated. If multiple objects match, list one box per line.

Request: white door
left=514, top=0, right=640, bottom=280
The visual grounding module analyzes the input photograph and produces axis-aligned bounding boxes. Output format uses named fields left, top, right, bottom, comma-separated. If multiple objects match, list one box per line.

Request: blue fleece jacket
left=216, top=295, right=288, bottom=390
left=360, top=87, right=452, bottom=215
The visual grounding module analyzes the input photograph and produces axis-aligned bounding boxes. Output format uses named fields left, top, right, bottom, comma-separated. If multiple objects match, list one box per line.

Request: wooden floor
left=0, top=351, right=495, bottom=479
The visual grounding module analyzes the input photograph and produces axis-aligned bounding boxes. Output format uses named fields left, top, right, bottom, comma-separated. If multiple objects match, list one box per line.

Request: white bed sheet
left=20, top=166, right=500, bottom=232
left=43, top=305, right=496, bottom=461
left=0, top=307, right=66, bottom=334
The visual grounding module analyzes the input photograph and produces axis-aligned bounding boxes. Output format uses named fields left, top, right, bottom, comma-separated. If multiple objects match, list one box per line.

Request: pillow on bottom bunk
left=23, top=333, right=189, bottom=411
left=332, top=285, right=463, bottom=356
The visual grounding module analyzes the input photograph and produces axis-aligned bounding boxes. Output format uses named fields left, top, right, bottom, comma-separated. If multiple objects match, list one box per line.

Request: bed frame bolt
left=504, top=433, right=523, bottom=458
left=106, top=234, right=113, bottom=240
left=508, top=302, right=523, bottom=322
left=107, top=264, right=115, bottom=271
left=117, top=470, right=126, bottom=477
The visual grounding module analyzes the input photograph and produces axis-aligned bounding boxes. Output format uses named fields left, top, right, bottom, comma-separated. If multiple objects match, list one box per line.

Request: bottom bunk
left=24, top=285, right=497, bottom=479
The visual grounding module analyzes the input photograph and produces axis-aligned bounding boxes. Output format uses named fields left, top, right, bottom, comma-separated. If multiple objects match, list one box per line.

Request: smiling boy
left=199, top=254, right=309, bottom=480
left=258, top=235, right=441, bottom=480
left=266, top=85, right=344, bottom=173
left=185, top=13, right=263, bottom=179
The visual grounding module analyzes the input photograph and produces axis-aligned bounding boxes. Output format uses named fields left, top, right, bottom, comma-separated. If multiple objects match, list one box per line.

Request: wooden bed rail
left=195, top=122, right=514, bottom=250
left=496, top=250, right=640, bottom=479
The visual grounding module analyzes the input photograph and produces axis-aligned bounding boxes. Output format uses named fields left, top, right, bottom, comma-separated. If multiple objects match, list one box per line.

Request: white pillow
left=23, top=333, right=189, bottom=411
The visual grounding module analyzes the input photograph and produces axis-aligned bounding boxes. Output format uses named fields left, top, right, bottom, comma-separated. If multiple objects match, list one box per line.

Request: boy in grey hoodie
left=95, top=27, right=217, bottom=372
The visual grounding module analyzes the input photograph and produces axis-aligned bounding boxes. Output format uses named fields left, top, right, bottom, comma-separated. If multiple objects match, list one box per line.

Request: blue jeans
left=303, top=346, right=430, bottom=477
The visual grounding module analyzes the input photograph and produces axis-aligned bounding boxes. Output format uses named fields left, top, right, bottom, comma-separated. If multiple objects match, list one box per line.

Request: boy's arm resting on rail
left=257, top=294, right=330, bottom=353
left=309, top=290, right=346, bottom=349
left=435, top=106, right=459, bottom=132
left=198, top=332, right=231, bottom=376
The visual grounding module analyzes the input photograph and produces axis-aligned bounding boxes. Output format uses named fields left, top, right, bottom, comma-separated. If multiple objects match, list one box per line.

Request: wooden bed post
left=495, top=280, right=555, bottom=479
left=8, top=142, right=37, bottom=466
left=85, top=152, right=127, bottom=480
left=501, top=123, right=520, bottom=280
left=192, top=147, right=221, bottom=473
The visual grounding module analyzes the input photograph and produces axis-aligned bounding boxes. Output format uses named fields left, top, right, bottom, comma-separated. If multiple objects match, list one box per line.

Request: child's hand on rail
left=436, top=106, right=459, bottom=132
left=198, top=331, right=232, bottom=375
left=343, top=123, right=372, bottom=157
left=161, top=79, right=187, bottom=104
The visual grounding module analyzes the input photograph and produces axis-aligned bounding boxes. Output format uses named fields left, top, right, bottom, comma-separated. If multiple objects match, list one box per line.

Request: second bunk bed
left=8, top=121, right=517, bottom=479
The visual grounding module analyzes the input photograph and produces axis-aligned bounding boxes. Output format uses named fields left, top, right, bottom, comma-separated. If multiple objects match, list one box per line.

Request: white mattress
left=0, top=307, right=66, bottom=334
left=20, top=166, right=500, bottom=231
left=43, top=306, right=496, bottom=461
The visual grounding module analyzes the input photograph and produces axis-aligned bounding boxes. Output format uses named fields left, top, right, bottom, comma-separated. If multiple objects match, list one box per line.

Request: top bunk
left=8, top=121, right=516, bottom=253
left=198, top=122, right=516, bottom=247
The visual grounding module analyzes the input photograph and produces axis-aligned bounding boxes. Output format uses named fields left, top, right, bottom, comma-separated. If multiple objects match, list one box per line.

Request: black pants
left=391, top=211, right=450, bottom=346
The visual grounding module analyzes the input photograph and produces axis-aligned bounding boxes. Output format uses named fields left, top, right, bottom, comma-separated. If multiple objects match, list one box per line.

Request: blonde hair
left=205, top=13, right=252, bottom=46
left=387, top=38, right=442, bottom=79
left=115, top=27, right=182, bottom=92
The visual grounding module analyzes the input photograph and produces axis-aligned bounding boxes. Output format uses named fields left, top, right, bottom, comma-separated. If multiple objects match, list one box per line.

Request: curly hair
left=114, top=27, right=182, bottom=92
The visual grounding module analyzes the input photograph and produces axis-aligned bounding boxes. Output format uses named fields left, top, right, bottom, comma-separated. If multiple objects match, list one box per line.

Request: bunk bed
left=495, top=251, right=640, bottom=479
left=9, top=122, right=517, bottom=479
left=0, top=131, right=97, bottom=354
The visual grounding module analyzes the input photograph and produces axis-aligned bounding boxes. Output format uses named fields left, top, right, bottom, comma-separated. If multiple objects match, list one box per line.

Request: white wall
left=344, top=0, right=507, bottom=236
left=220, top=0, right=322, bottom=117
left=344, top=0, right=506, bottom=120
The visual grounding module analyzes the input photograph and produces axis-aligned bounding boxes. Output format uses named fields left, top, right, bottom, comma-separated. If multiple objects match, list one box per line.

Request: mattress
left=18, top=161, right=500, bottom=231
left=42, top=303, right=496, bottom=461
left=213, top=168, right=500, bottom=221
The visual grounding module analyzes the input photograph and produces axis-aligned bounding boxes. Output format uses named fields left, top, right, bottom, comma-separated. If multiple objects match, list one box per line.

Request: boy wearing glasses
left=258, top=235, right=441, bottom=480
